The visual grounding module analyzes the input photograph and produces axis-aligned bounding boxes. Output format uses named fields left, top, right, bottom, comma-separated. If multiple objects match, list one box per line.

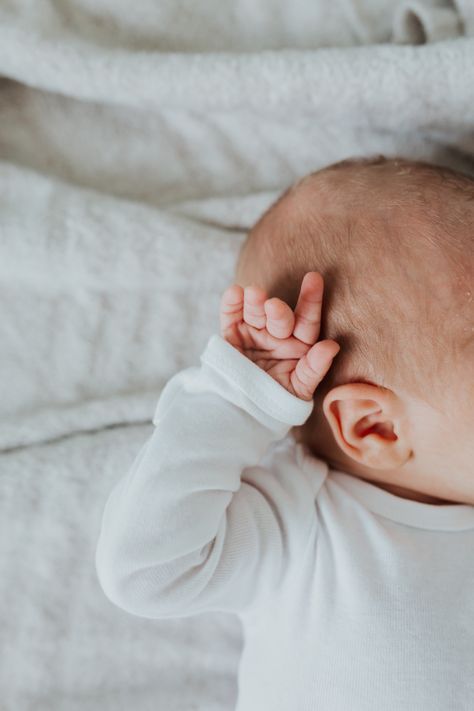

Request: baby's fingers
left=264, top=298, right=295, bottom=339
left=293, top=272, right=324, bottom=345
left=244, top=286, right=267, bottom=329
left=219, top=284, right=244, bottom=350
left=220, top=285, right=244, bottom=336
left=290, top=340, right=340, bottom=401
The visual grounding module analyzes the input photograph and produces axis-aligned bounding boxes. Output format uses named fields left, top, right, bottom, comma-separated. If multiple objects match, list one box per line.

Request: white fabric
left=96, top=335, right=474, bottom=710
left=2, top=1, right=474, bottom=709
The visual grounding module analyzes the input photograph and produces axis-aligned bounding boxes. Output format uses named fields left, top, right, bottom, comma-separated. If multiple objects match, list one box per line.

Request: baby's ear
left=322, top=383, right=412, bottom=470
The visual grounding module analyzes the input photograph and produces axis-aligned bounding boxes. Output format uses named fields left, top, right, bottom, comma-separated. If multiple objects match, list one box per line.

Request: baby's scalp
left=237, top=157, right=474, bottom=405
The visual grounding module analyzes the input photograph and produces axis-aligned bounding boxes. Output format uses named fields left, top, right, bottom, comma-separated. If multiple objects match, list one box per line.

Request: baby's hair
left=262, top=156, right=474, bottom=231
left=237, top=156, right=474, bottom=405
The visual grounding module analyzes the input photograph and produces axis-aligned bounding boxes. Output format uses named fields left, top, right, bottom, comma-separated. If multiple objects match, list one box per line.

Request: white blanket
left=1, top=1, right=473, bottom=708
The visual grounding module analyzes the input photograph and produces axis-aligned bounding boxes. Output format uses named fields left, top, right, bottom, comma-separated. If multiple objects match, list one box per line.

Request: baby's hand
left=220, top=272, right=340, bottom=401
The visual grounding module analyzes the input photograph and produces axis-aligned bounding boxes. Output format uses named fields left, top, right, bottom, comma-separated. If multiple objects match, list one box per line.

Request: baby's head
left=237, top=157, right=474, bottom=504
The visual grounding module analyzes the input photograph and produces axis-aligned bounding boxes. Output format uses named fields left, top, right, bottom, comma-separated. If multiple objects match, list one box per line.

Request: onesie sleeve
left=95, top=335, right=323, bottom=618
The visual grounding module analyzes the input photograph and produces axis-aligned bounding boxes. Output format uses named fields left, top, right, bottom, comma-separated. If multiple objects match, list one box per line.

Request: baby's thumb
left=292, top=340, right=340, bottom=400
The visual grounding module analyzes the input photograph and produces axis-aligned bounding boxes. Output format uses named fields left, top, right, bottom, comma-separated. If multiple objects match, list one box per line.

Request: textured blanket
left=1, top=1, right=474, bottom=709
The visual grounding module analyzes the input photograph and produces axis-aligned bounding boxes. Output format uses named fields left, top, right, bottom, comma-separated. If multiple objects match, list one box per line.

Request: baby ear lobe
left=322, top=383, right=412, bottom=470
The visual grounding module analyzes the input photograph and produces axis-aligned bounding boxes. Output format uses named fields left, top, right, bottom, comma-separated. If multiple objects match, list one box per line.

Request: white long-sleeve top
left=96, top=335, right=474, bottom=711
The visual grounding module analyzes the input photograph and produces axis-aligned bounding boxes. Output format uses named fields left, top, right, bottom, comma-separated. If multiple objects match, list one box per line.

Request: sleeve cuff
left=200, top=335, right=314, bottom=427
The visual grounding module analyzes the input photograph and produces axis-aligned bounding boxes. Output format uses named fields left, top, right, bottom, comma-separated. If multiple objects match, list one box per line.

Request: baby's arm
left=95, top=273, right=339, bottom=618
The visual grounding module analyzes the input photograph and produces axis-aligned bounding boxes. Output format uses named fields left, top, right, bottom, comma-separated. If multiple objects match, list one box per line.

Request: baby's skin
left=220, top=271, right=339, bottom=401
left=232, top=159, right=474, bottom=507
left=220, top=269, right=473, bottom=506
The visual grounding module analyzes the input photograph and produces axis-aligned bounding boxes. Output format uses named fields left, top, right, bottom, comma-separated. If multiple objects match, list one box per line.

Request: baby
left=96, top=157, right=474, bottom=710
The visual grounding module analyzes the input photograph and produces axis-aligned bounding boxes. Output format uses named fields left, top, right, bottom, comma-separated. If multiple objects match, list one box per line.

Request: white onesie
left=96, top=335, right=474, bottom=711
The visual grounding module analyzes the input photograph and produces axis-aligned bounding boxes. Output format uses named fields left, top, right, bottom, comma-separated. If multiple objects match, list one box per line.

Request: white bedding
left=1, top=1, right=474, bottom=708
